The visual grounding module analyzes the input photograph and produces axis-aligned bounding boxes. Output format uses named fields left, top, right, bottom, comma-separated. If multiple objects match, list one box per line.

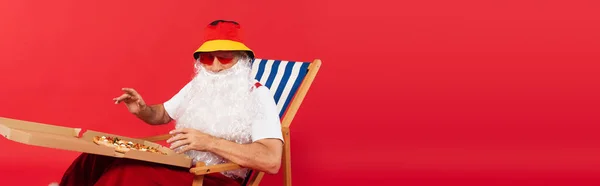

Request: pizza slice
left=93, top=135, right=167, bottom=155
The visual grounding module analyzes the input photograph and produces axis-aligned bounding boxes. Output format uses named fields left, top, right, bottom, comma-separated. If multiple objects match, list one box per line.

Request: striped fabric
left=251, top=58, right=311, bottom=118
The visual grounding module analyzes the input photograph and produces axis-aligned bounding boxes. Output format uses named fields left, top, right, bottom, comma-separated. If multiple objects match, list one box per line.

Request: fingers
left=112, top=94, right=134, bottom=104
left=169, top=139, right=191, bottom=150
left=169, top=128, right=190, bottom=135
left=166, top=134, right=188, bottom=143
left=176, top=146, right=193, bottom=154
left=113, top=88, right=142, bottom=104
left=122, top=88, right=141, bottom=98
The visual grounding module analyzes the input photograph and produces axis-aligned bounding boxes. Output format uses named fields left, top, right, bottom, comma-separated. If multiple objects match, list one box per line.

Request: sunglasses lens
left=199, top=53, right=236, bottom=65
left=217, top=57, right=234, bottom=64
left=199, top=53, right=214, bottom=65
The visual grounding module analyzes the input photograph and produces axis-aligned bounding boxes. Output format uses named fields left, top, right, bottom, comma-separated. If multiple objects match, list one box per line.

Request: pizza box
left=0, top=116, right=193, bottom=168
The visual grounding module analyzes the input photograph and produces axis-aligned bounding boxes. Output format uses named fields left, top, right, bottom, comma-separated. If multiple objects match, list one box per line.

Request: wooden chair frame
left=142, top=59, right=322, bottom=186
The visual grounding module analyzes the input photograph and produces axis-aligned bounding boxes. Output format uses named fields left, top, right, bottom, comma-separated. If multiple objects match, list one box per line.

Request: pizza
left=93, top=135, right=167, bottom=155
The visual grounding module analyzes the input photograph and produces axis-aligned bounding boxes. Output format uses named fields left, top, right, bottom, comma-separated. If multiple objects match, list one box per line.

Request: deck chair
left=142, top=58, right=322, bottom=186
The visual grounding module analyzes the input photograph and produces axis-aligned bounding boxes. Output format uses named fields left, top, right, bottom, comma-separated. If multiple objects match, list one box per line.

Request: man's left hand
left=167, top=128, right=216, bottom=153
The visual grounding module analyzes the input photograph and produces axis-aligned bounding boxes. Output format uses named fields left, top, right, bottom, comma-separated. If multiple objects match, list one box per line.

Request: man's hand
left=167, top=128, right=216, bottom=153
left=167, top=128, right=283, bottom=174
left=112, top=87, right=172, bottom=125
left=112, top=88, right=147, bottom=115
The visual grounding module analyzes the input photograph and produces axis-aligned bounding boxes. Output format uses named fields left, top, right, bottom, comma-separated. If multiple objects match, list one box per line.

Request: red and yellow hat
left=193, top=20, right=255, bottom=60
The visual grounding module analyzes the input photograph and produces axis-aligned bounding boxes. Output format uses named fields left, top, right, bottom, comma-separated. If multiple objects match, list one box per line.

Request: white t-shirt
left=163, top=82, right=284, bottom=143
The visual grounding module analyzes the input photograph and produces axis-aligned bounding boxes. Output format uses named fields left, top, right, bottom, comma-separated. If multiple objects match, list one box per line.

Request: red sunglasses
left=199, top=53, right=235, bottom=65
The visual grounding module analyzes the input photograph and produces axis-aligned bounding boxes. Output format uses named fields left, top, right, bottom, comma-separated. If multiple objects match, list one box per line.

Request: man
left=59, top=20, right=284, bottom=186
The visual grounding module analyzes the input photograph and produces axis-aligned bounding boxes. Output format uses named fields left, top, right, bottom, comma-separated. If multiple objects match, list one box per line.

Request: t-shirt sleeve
left=163, top=82, right=192, bottom=120
left=251, top=86, right=284, bottom=143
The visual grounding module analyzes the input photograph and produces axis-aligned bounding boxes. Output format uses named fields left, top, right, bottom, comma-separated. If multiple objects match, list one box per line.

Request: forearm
left=135, top=104, right=172, bottom=125
left=208, top=138, right=282, bottom=174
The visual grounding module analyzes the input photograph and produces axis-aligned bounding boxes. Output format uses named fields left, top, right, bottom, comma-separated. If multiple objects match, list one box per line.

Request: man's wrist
left=136, top=105, right=154, bottom=121
left=207, top=136, right=221, bottom=152
left=141, top=103, right=152, bottom=114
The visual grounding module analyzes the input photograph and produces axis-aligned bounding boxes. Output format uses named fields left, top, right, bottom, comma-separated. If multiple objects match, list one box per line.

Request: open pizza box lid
left=0, top=116, right=193, bottom=168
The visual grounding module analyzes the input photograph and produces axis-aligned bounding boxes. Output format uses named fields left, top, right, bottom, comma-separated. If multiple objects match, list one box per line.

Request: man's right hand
left=113, top=88, right=147, bottom=115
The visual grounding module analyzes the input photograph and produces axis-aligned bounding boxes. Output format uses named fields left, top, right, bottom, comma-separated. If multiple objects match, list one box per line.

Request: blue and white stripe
left=251, top=58, right=310, bottom=118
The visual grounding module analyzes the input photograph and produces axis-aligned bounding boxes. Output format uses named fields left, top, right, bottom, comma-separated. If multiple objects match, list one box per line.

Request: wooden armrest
left=141, top=134, right=171, bottom=142
left=190, top=162, right=243, bottom=175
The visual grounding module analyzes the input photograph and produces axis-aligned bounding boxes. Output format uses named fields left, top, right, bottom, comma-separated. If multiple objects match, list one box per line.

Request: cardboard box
left=0, top=116, right=193, bottom=168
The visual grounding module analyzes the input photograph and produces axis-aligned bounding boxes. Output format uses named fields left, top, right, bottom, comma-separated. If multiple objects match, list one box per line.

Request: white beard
left=172, top=58, right=263, bottom=179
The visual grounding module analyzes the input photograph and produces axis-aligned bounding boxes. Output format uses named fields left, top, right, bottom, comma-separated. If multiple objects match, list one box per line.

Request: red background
left=1, top=0, right=600, bottom=185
